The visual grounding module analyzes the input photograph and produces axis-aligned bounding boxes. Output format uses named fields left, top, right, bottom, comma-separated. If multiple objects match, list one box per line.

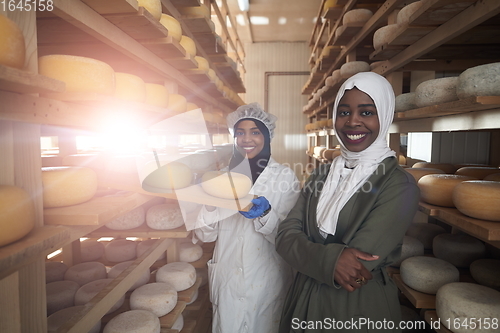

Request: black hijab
left=228, top=118, right=271, bottom=184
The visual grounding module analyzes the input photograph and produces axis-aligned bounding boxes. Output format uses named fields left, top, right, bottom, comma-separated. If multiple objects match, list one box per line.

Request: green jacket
left=276, top=157, right=420, bottom=333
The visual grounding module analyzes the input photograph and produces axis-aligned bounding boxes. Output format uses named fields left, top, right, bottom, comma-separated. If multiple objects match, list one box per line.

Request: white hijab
left=316, top=72, right=396, bottom=236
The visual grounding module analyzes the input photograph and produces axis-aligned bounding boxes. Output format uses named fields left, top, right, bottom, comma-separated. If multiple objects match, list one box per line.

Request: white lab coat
left=194, top=158, right=300, bottom=333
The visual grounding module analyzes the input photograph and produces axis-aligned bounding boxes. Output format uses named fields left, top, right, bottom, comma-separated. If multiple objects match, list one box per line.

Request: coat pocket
left=207, top=259, right=219, bottom=305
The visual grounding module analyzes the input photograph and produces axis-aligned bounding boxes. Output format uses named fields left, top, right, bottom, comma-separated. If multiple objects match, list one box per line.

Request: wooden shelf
left=0, top=65, right=65, bottom=95
left=182, top=16, right=215, bottom=34
left=332, top=22, right=365, bottom=46
left=392, top=274, right=436, bottom=309
left=417, top=202, right=440, bottom=217
left=178, top=277, right=203, bottom=303
left=88, top=224, right=191, bottom=239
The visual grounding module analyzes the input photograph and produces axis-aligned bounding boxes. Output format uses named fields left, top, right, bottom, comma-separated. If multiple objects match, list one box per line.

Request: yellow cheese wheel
left=179, top=36, right=196, bottom=57
left=453, top=181, right=500, bottom=222
left=207, top=68, right=216, bottom=81
left=0, top=185, right=35, bottom=247
left=323, top=0, right=338, bottom=12
left=194, top=56, right=209, bottom=72
left=142, top=161, right=193, bottom=190
left=455, top=166, right=500, bottom=179
left=322, top=149, right=341, bottom=161
left=145, top=83, right=169, bottom=108
left=179, top=4, right=210, bottom=17
left=418, top=174, right=476, bottom=207
left=160, top=14, right=182, bottom=42
left=398, top=155, right=407, bottom=165
left=412, top=162, right=457, bottom=174
left=42, top=167, right=98, bottom=208
left=38, top=55, right=115, bottom=95
left=186, top=102, right=199, bottom=111
left=138, top=0, right=162, bottom=21
left=114, top=73, right=146, bottom=103
left=405, top=168, right=445, bottom=182
left=167, top=94, right=187, bottom=114
left=484, top=173, right=500, bottom=181
left=0, top=14, right=25, bottom=69
left=201, top=171, right=252, bottom=199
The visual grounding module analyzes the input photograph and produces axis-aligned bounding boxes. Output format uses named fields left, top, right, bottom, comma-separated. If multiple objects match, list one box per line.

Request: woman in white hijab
left=276, top=72, right=420, bottom=333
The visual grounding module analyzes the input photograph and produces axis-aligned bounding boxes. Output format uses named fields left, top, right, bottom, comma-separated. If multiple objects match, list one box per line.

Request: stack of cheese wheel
left=64, top=261, right=107, bottom=286
left=322, top=148, right=341, bottom=162
left=105, top=206, right=145, bottom=230
left=0, top=14, right=26, bottom=69
left=456, top=62, right=500, bottom=99
left=412, top=162, right=457, bottom=174
left=146, top=203, right=185, bottom=230
left=156, top=262, right=196, bottom=291
left=395, top=92, right=418, bottom=112
left=400, top=256, right=459, bottom=294
left=396, top=1, right=423, bottom=24
left=80, top=240, right=105, bottom=262
left=0, top=185, right=35, bottom=247
left=108, top=260, right=150, bottom=291
left=145, top=83, right=169, bottom=108
left=373, top=24, right=400, bottom=50
left=167, top=93, right=187, bottom=114
left=186, top=102, right=200, bottom=111
left=180, top=35, right=196, bottom=57
left=470, top=259, right=500, bottom=290
left=159, top=14, right=182, bottom=42
left=436, top=283, right=500, bottom=333
left=433, top=233, right=486, bottom=268
left=201, top=171, right=252, bottom=200
left=46, top=261, right=68, bottom=283
left=342, top=9, right=373, bottom=25
left=313, top=146, right=327, bottom=159
left=453, top=180, right=500, bottom=221
left=41, top=166, right=98, bottom=208
left=418, top=174, right=476, bottom=207
left=39, top=55, right=115, bottom=95
left=194, top=56, right=210, bottom=73
left=130, top=282, right=177, bottom=316
left=485, top=173, right=500, bottom=181
left=405, top=223, right=446, bottom=250
left=103, top=309, right=160, bottom=333
left=179, top=242, right=204, bottom=262
left=405, top=167, right=444, bottom=182
left=114, top=72, right=146, bottom=103
left=391, top=236, right=424, bottom=267
left=455, top=166, right=500, bottom=179
left=179, top=4, right=210, bottom=17
left=142, top=161, right=193, bottom=190
left=414, top=77, right=459, bottom=108
left=46, top=280, right=80, bottom=315
left=48, top=305, right=101, bottom=333
left=105, top=239, right=137, bottom=262
left=340, top=61, right=370, bottom=79
left=75, top=279, right=125, bottom=314
left=137, top=0, right=162, bottom=21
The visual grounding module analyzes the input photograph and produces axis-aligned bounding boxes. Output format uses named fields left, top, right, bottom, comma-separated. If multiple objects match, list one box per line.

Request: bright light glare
left=47, top=249, right=62, bottom=260
left=250, top=16, right=269, bottom=25
left=99, top=119, right=145, bottom=154
left=236, top=14, right=246, bottom=26
left=278, top=17, right=287, bottom=25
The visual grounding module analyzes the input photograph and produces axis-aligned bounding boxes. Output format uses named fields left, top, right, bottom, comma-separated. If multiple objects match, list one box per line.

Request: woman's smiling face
left=234, top=120, right=265, bottom=158
left=335, top=88, right=380, bottom=152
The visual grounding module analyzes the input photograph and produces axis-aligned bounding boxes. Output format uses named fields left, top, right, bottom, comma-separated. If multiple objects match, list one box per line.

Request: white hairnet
left=226, top=103, right=277, bottom=139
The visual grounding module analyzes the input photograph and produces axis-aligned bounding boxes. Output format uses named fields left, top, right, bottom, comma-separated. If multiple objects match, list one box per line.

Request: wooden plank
left=392, top=274, right=436, bottom=309
left=194, top=33, right=226, bottom=56
left=182, top=16, right=214, bottom=34
left=87, top=224, right=191, bottom=239
left=0, top=65, right=65, bottom=94
left=0, top=226, right=69, bottom=280
left=105, top=7, right=169, bottom=40
left=437, top=207, right=500, bottom=241
left=410, top=0, right=476, bottom=26
left=0, top=273, right=21, bottom=333
left=141, top=36, right=187, bottom=59
left=81, top=0, right=138, bottom=15
left=418, top=202, right=440, bottom=217
left=170, top=0, right=200, bottom=6
left=333, top=22, right=364, bottom=46
left=178, top=277, right=202, bottom=303
left=44, top=192, right=156, bottom=226
left=159, top=301, right=187, bottom=329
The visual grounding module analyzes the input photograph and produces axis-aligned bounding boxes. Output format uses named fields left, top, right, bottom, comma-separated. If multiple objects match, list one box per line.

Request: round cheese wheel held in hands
left=146, top=203, right=185, bottom=230
left=42, top=166, right=98, bottom=208
left=418, top=174, right=476, bottom=207
left=103, top=309, right=160, bottom=333
left=130, top=282, right=178, bottom=317
left=0, top=14, right=25, bottom=69
left=201, top=171, right=252, bottom=199
left=452, top=180, right=500, bottom=221
left=156, top=262, right=196, bottom=291
left=0, top=185, right=35, bottom=247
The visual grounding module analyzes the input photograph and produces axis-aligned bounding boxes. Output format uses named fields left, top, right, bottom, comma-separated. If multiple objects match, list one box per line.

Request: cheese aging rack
left=0, top=0, right=246, bottom=332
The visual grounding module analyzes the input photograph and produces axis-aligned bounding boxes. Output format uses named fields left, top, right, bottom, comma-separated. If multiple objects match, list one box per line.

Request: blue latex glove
left=239, top=196, right=270, bottom=219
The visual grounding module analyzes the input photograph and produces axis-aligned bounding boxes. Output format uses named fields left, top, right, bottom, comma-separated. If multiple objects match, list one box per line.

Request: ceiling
left=225, top=0, right=323, bottom=43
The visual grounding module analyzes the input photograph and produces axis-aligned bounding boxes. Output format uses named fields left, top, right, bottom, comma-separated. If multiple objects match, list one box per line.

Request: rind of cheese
left=453, top=180, right=500, bottom=221
left=194, top=56, right=209, bottom=72
left=38, top=55, right=115, bottom=95
left=142, top=161, right=193, bottom=190
left=179, top=4, right=210, bottom=17
left=146, top=203, right=185, bottom=230
left=436, top=283, right=500, bottom=333
left=64, top=261, right=107, bottom=286
left=138, top=0, right=162, bottom=21
left=145, top=83, right=169, bottom=108
left=323, top=0, right=338, bottom=12
left=41, top=166, right=98, bottom=208
left=0, top=14, right=26, bottom=69
left=412, top=162, right=457, bottom=174
left=186, top=102, right=200, bottom=111
left=179, top=242, right=203, bottom=262
left=172, top=314, right=184, bottom=330
left=470, top=259, right=500, bottom=290
left=418, top=174, right=476, bottom=207
left=455, top=166, right=500, bottom=179
left=456, top=62, right=500, bottom=99
left=405, top=167, right=444, bottom=182
left=46, top=280, right=80, bottom=315
left=415, top=77, right=459, bottom=108
left=340, top=61, right=370, bottom=79
left=396, top=1, right=423, bottom=24
left=343, top=9, right=373, bottom=25
left=400, top=256, right=459, bottom=294
left=103, top=309, right=161, bottom=333
left=48, top=306, right=101, bottom=333
left=114, top=72, right=146, bottom=103
left=201, top=171, right=252, bottom=199
left=46, top=261, right=68, bottom=283
left=156, top=262, right=196, bottom=291
left=80, top=240, right=105, bottom=262
left=373, top=24, right=400, bottom=50
left=167, top=93, right=187, bottom=114
left=322, top=149, right=341, bottom=162
left=405, top=223, right=447, bottom=250
left=180, top=35, right=196, bottom=57
left=160, top=14, right=182, bottom=42
left=75, top=279, right=125, bottom=314
left=130, top=282, right=178, bottom=317
left=391, top=235, right=424, bottom=267
left=105, top=206, right=145, bottom=230
left=108, top=261, right=150, bottom=291
left=105, top=239, right=137, bottom=262
left=433, top=233, right=486, bottom=268
left=0, top=185, right=35, bottom=247
left=484, top=173, right=500, bottom=181
left=395, top=92, right=418, bottom=112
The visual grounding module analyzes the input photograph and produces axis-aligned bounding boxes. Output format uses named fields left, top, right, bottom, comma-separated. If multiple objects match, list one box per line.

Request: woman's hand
left=334, top=248, right=379, bottom=292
